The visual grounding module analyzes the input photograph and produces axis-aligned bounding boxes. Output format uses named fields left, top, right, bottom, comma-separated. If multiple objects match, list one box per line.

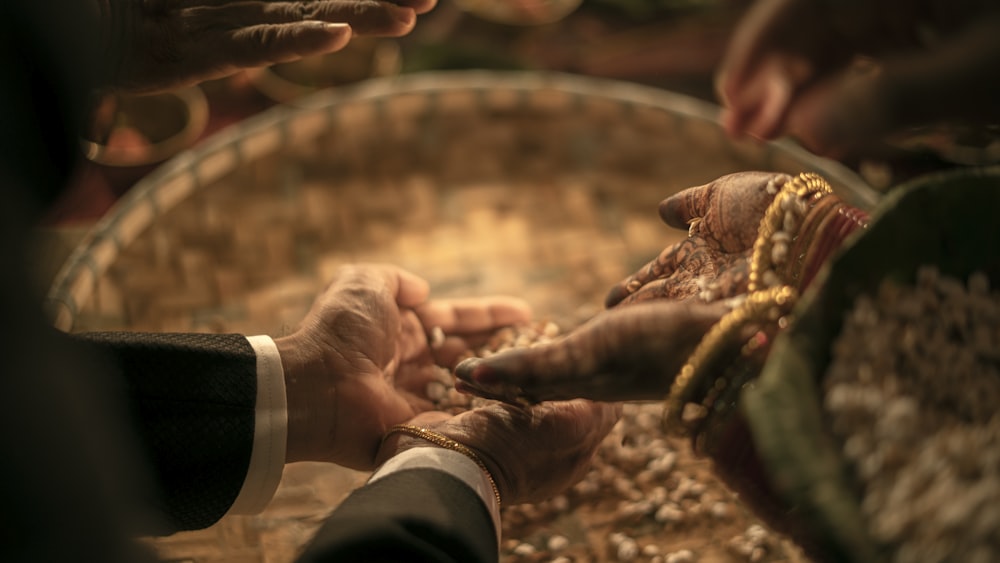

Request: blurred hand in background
left=95, top=0, right=437, bottom=92
left=716, top=0, right=1000, bottom=159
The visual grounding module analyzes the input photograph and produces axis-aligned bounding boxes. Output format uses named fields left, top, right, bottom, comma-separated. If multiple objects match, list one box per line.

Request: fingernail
left=303, top=21, right=350, bottom=31
left=604, top=286, right=627, bottom=308
left=470, top=363, right=500, bottom=385
left=323, top=22, right=351, bottom=33
left=300, top=21, right=351, bottom=38
left=454, top=357, right=480, bottom=379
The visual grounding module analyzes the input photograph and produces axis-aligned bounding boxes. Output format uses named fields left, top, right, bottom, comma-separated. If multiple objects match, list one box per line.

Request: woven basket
left=47, top=71, right=875, bottom=334
left=45, top=71, right=877, bottom=562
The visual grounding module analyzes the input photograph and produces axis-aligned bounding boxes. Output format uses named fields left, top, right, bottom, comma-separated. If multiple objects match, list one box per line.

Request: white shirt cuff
left=226, top=335, right=288, bottom=515
left=368, top=447, right=502, bottom=544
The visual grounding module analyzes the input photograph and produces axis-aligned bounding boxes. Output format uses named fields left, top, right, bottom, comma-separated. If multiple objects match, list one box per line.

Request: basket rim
left=45, top=69, right=878, bottom=332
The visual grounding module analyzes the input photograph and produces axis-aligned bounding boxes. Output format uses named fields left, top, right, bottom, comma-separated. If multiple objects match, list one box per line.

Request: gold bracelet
left=664, top=286, right=798, bottom=436
left=749, top=172, right=834, bottom=292
left=383, top=424, right=502, bottom=509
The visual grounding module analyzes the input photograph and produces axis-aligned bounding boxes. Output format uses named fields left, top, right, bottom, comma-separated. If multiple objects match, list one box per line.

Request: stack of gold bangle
left=384, top=424, right=503, bottom=509
left=749, top=172, right=834, bottom=292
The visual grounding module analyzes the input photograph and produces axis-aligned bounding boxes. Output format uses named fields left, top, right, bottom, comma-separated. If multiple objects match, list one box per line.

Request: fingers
left=393, top=363, right=440, bottom=410
left=392, top=268, right=432, bottom=308
left=714, top=0, right=835, bottom=141
left=219, top=21, right=352, bottom=68
left=611, top=249, right=750, bottom=307
left=658, top=183, right=714, bottom=230
left=720, top=54, right=812, bottom=141
left=455, top=301, right=729, bottom=403
left=615, top=275, right=694, bottom=306
left=605, top=239, right=696, bottom=308
left=386, top=0, right=437, bottom=15
left=415, top=297, right=533, bottom=335
left=741, top=66, right=792, bottom=140
left=187, top=1, right=424, bottom=37
left=714, top=0, right=793, bottom=117
left=330, top=264, right=429, bottom=306
left=416, top=296, right=533, bottom=369
left=781, top=62, right=889, bottom=159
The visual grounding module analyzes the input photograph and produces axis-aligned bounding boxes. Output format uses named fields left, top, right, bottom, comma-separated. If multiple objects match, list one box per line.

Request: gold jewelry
left=664, top=286, right=798, bottom=436
left=787, top=196, right=843, bottom=287
left=687, top=217, right=703, bottom=237
left=749, top=173, right=834, bottom=292
left=384, top=424, right=502, bottom=509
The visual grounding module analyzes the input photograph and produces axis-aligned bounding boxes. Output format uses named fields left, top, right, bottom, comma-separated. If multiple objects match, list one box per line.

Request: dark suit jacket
left=74, top=332, right=499, bottom=562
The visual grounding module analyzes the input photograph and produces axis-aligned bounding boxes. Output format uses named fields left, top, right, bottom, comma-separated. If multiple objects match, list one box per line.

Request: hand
left=604, top=171, right=789, bottom=307
left=454, top=171, right=792, bottom=404
left=717, top=0, right=1000, bottom=158
left=454, top=300, right=728, bottom=403
left=377, top=400, right=621, bottom=506
left=95, top=0, right=437, bottom=92
left=275, top=264, right=531, bottom=469
left=715, top=0, right=875, bottom=142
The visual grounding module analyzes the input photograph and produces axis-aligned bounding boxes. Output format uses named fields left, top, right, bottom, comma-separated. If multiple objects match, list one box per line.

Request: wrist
left=379, top=425, right=507, bottom=508
left=274, top=333, right=334, bottom=463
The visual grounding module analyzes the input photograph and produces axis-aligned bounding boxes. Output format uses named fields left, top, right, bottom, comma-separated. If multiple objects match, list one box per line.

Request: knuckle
left=245, top=26, right=282, bottom=51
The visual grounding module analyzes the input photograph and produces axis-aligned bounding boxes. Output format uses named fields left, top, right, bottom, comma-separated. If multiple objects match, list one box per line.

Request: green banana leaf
left=742, top=165, right=1000, bottom=562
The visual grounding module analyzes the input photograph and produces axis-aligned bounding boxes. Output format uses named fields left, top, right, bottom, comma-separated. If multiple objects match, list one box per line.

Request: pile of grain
left=825, top=266, right=1000, bottom=562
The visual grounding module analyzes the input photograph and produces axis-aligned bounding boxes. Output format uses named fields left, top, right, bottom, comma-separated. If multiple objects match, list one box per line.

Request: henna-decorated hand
left=605, top=171, right=790, bottom=307
left=455, top=171, right=801, bottom=404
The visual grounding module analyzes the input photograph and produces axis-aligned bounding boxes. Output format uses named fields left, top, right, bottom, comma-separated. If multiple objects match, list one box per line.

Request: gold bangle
left=664, top=286, right=798, bottom=436
left=383, top=424, right=502, bottom=509
left=749, top=172, right=834, bottom=292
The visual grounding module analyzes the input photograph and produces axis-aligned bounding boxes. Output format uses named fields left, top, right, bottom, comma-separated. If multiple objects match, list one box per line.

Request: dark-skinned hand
left=716, top=0, right=1000, bottom=159
left=376, top=400, right=621, bottom=506
left=93, top=0, right=437, bottom=92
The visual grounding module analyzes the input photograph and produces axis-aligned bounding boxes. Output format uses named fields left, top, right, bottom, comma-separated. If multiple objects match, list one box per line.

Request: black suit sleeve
left=73, top=332, right=258, bottom=533
left=298, top=469, right=499, bottom=563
